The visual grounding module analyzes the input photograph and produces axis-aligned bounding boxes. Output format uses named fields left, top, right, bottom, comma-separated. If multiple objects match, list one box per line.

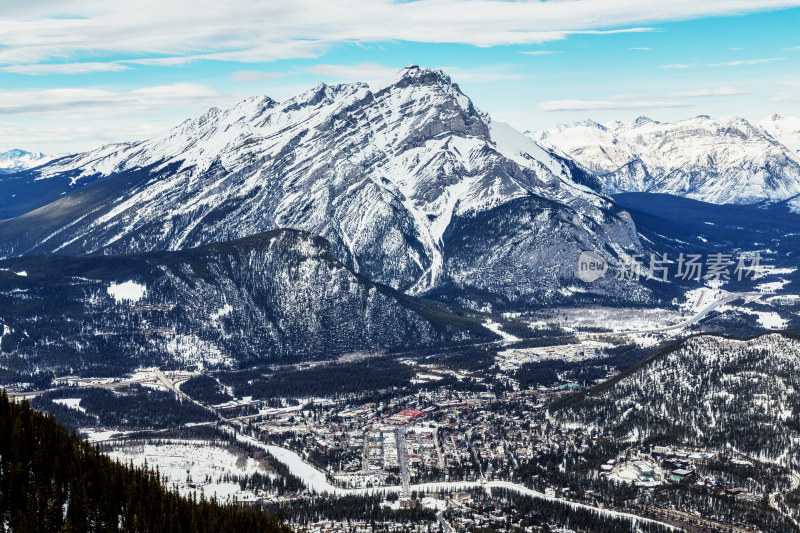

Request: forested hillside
left=0, top=229, right=491, bottom=385
left=0, top=391, right=291, bottom=533
left=556, top=333, right=800, bottom=460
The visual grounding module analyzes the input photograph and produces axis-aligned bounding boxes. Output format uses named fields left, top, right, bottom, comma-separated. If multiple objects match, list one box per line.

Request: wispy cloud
left=1, top=62, right=130, bottom=75
left=610, top=87, right=753, bottom=99
left=306, top=62, right=398, bottom=83
left=542, top=85, right=753, bottom=111
left=661, top=63, right=693, bottom=69
left=629, top=47, right=651, bottom=50
left=771, top=92, right=800, bottom=103
left=709, top=57, right=784, bottom=66
left=231, top=71, right=284, bottom=83
left=0, top=83, right=231, bottom=116
left=440, top=66, right=523, bottom=83
left=538, top=99, right=691, bottom=111
left=0, top=121, right=170, bottom=150
left=562, top=28, right=655, bottom=36
left=1, top=1, right=799, bottom=67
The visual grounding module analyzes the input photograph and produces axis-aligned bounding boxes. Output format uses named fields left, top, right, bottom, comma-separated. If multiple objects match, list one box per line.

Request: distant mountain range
left=0, top=149, right=55, bottom=174
left=2, top=74, right=799, bottom=311
left=0, top=66, right=645, bottom=310
left=531, top=114, right=800, bottom=213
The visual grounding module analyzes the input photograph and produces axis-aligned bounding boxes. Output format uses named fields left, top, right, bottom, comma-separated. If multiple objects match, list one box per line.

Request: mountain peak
left=284, top=81, right=367, bottom=110
left=0, top=149, right=53, bottom=173
left=0, top=149, right=32, bottom=158
left=378, top=66, right=456, bottom=92
left=578, top=119, right=606, bottom=130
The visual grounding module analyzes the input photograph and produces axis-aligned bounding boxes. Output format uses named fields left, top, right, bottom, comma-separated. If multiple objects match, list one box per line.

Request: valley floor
left=6, top=290, right=800, bottom=533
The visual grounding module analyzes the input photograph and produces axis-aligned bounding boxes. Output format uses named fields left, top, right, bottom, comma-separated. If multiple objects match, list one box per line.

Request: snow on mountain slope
left=531, top=115, right=800, bottom=210
left=760, top=113, right=800, bottom=155
left=0, top=149, right=55, bottom=173
left=0, top=66, right=644, bottom=308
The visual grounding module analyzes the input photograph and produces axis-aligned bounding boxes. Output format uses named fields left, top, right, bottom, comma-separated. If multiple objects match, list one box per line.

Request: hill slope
left=0, top=229, right=492, bottom=382
left=0, top=390, right=290, bottom=532
left=556, top=333, right=800, bottom=463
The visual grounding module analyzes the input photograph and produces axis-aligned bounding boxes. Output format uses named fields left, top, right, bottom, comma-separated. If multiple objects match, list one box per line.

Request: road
left=149, top=367, right=223, bottom=421
left=436, top=511, right=453, bottom=533
left=395, top=427, right=410, bottom=497
left=465, top=429, right=485, bottom=481
left=361, top=433, right=370, bottom=475
left=4, top=368, right=196, bottom=399
left=433, top=429, right=445, bottom=470
left=502, top=437, right=519, bottom=469
left=644, top=293, right=747, bottom=333
left=769, top=470, right=800, bottom=530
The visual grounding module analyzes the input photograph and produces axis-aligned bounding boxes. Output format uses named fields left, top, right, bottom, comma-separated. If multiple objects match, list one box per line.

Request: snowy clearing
left=107, top=441, right=270, bottom=503
left=107, top=281, right=147, bottom=303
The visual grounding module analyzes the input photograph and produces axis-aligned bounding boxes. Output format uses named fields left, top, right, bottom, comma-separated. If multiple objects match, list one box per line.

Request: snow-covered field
left=531, top=306, right=684, bottom=336
left=496, top=341, right=611, bottom=371
left=410, top=372, right=444, bottom=384
left=749, top=310, right=788, bottom=330
left=482, top=320, right=520, bottom=343
left=82, top=429, right=131, bottom=443
left=107, top=280, right=147, bottom=303
left=53, top=397, right=86, bottom=414
left=107, top=441, right=270, bottom=503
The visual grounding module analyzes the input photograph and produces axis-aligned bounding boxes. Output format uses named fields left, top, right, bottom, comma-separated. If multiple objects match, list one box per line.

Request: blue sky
left=1, top=0, right=799, bottom=153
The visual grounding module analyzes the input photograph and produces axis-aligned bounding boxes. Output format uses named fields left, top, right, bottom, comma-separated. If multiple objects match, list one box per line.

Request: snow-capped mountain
left=0, top=149, right=55, bottom=174
left=531, top=115, right=800, bottom=211
left=760, top=113, right=800, bottom=155
left=0, top=66, right=645, bottom=309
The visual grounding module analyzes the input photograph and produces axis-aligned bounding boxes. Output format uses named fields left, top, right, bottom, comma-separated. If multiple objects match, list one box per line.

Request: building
left=236, top=491, right=261, bottom=509
left=669, top=469, right=695, bottom=483
left=652, top=446, right=671, bottom=456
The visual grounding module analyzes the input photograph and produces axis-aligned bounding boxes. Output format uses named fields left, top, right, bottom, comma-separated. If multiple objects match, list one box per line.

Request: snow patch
left=53, top=398, right=86, bottom=414
left=483, top=320, right=520, bottom=343
left=211, top=304, right=233, bottom=320
left=751, top=311, right=788, bottom=330
left=107, top=281, right=147, bottom=303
